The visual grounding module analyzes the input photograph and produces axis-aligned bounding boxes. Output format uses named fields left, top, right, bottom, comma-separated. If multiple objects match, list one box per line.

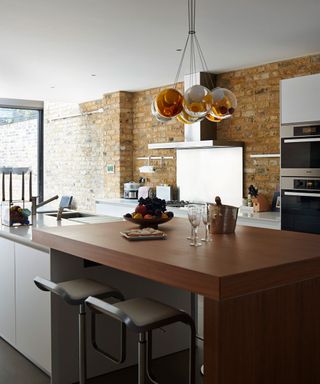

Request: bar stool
left=34, top=276, right=124, bottom=384
left=86, top=296, right=196, bottom=384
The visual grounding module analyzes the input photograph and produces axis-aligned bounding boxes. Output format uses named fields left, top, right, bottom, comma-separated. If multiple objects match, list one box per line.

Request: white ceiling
left=0, top=0, right=319, bottom=102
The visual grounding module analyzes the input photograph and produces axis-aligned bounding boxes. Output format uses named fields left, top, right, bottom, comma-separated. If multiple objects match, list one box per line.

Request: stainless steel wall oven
left=281, top=177, right=320, bottom=234
left=281, top=123, right=320, bottom=177
left=281, top=122, right=320, bottom=234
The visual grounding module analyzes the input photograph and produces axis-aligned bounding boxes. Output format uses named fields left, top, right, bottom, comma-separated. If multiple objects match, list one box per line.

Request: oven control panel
left=281, top=177, right=320, bottom=192
left=294, top=179, right=320, bottom=190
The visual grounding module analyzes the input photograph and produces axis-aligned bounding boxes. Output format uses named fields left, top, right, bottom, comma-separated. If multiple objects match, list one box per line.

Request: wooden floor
left=0, top=338, right=204, bottom=384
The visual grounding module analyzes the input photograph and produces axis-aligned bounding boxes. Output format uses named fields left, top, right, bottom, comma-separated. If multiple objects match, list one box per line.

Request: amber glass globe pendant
left=151, top=0, right=237, bottom=124
left=155, top=88, right=183, bottom=118
left=210, top=87, right=237, bottom=120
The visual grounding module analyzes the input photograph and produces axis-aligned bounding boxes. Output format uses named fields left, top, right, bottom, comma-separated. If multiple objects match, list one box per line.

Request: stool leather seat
left=34, top=276, right=122, bottom=305
left=114, top=297, right=185, bottom=330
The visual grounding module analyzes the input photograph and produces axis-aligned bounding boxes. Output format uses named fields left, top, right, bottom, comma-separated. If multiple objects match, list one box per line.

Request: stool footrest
left=90, top=309, right=126, bottom=364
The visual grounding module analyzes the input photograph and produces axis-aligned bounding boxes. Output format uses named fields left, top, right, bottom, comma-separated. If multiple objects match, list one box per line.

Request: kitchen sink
left=45, top=211, right=97, bottom=219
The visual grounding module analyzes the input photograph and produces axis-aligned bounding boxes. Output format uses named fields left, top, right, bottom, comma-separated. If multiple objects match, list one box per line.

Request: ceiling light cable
left=152, top=0, right=238, bottom=124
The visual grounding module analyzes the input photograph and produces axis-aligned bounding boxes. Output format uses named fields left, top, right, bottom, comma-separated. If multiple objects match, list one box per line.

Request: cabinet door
left=0, top=237, right=15, bottom=345
left=281, top=74, right=320, bottom=124
left=15, top=243, right=51, bottom=374
left=96, top=201, right=131, bottom=217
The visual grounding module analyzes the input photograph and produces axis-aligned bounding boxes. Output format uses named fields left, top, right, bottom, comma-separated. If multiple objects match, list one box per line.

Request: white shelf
left=250, top=154, right=280, bottom=158
left=148, top=140, right=244, bottom=150
left=136, top=156, right=173, bottom=160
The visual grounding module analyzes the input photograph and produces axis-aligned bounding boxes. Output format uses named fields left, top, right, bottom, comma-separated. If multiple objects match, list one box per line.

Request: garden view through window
left=0, top=107, right=43, bottom=203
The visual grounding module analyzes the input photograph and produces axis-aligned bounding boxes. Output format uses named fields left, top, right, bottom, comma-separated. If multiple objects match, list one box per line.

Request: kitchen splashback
left=176, top=147, right=243, bottom=206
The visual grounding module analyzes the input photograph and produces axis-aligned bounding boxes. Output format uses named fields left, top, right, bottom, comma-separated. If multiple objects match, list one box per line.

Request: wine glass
left=187, top=205, right=202, bottom=247
left=201, top=204, right=212, bottom=242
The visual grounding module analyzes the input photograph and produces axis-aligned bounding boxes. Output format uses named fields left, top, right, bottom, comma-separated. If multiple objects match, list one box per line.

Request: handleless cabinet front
left=0, top=237, right=15, bottom=345
left=15, top=243, right=51, bottom=374
left=281, top=74, right=320, bottom=124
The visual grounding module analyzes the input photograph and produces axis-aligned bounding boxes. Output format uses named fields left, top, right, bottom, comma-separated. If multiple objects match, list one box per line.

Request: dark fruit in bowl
left=154, top=209, right=162, bottom=217
left=135, top=204, right=147, bottom=215
left=123, top=198, right=173, bottom=229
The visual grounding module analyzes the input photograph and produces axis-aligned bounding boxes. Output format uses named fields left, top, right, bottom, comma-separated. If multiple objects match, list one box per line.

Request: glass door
left=0, top=105, right=43, bottom=202
left=281, top=190, right=320, bottom=234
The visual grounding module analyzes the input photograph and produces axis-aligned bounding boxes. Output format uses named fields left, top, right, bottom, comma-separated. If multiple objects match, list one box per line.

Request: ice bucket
left=208, top=203, right=238, bottom=234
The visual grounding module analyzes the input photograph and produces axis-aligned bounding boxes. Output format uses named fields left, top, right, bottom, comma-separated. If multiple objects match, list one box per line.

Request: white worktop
left=0, top=214, right=82, bottom=251
left=0, top=212, right=122, bottom=251
left=237, top=210, right=280, bottom=229
left=96, top=198, right=281, bottom=230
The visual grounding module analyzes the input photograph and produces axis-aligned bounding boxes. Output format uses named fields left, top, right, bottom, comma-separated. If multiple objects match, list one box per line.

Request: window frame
left=0, top=98, right=44, bottom=201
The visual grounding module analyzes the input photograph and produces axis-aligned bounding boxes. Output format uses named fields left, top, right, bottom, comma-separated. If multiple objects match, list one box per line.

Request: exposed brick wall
left=44, top=102, right=107, bottom=210
left=216, top=54, right=320, bottom=201
left=0, top=119, right=38, bottom=201
left=119, top=92, right=134, bottom=192
left=44, top=92, right=133, bottom=210
left=132, top=83, right=184, bottom=189
left=43, top=53, right=320, bottom=210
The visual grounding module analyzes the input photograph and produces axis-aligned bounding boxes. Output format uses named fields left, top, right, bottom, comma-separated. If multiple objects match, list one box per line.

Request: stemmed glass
left=201, top=204, right=212, bottom=242
left=187, top=205, right=202, bottom=247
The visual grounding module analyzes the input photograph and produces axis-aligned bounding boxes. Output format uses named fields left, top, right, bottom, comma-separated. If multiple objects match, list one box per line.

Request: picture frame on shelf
left=272, top=192, right=280, bottom=211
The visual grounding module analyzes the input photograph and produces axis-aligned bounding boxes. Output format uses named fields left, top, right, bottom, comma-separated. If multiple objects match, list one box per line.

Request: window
left=0, top=99, right=44, bottom=202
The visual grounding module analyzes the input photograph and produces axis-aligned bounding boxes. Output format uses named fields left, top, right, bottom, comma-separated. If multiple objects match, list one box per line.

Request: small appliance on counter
left=156, top=185, right=173, bottom=201
left=138, top=186, right=155, bottom=200
left=123, top=182, right=140, bottom=199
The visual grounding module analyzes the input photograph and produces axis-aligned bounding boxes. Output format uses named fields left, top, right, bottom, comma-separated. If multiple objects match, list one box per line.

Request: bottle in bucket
left=208, top=196, right=238, bottom=234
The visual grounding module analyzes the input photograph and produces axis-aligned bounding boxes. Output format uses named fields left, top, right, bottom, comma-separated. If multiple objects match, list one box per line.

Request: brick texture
left=132, top=83, right=184, bottom=189
left=43, top=53, right=320, bottom=209
left=216, top=54, right=320, bottom=201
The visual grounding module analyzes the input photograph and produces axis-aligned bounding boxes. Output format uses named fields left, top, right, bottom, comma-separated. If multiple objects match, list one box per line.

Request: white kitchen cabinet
left=281, top=73, right=320, bottom=124
left=96, top=200, right=136, bottom=217
left=15, top=243, right=51, bottom=374
left=0, top=237, right=16, bottom=345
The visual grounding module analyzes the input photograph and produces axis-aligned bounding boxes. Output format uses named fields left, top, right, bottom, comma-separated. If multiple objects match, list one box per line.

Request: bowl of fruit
left=124, top=197, right=174, bottom=229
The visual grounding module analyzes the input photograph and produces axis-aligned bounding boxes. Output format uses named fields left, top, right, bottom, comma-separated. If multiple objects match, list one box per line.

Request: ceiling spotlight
left=91, top=74, right=97, bottom=77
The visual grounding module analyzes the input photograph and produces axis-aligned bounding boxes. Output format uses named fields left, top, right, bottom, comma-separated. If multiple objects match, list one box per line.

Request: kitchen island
left=0, top=213, right=122, bottom=375
left=33, top=219, right=320, bottom=384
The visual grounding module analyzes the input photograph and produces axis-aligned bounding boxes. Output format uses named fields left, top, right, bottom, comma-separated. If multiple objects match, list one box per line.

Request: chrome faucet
left=31, top=195, right=59, bottom=215
left=56, top=206, right=65, bottom=221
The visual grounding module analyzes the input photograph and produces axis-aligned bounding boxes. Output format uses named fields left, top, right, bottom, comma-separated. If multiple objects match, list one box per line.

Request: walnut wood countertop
left=32, top=218, right=320, bottom=300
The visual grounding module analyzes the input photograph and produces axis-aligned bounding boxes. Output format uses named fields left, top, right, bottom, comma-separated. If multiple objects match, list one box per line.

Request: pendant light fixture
left=151, top=0, right=237, bottom=124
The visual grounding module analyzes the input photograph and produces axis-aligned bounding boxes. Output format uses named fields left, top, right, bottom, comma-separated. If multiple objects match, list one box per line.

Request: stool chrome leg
left=146, top=331, right=159, bottom=384
left=189, top=321, right=196, bottom=384
left=138, top=333, right=146, bottom=384
left=79, top=303, right=87, bottom=384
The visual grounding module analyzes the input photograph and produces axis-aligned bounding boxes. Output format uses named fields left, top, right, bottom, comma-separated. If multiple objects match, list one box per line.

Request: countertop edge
left=0, top=230, right=49, bottom=253
left=32, top=226, right=221, bottom=300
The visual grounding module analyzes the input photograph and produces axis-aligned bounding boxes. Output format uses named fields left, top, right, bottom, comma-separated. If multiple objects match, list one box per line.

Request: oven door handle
left=283, top=138, right=320, bottom=143
left=284, top=191, right=320, bottom=198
